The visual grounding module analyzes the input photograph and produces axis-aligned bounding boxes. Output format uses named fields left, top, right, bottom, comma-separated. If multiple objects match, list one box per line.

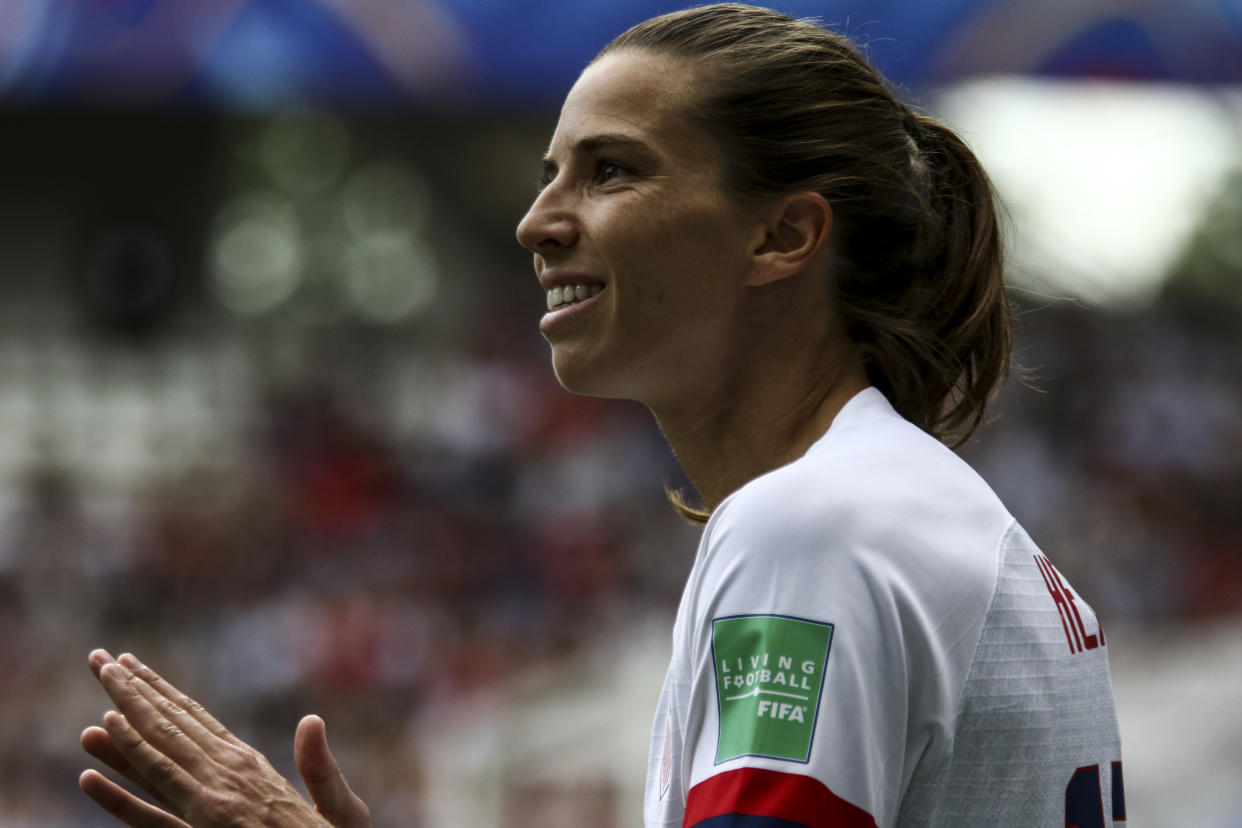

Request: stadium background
left=1, top=1, right=1240, bottom=825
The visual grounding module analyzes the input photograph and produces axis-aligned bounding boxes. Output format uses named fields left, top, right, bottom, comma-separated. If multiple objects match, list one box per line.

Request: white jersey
left=645, top=388, right=1124, bottom=828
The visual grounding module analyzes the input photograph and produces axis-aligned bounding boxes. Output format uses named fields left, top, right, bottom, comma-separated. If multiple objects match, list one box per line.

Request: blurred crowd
left=0, top=245, right=1239, bottom=827
left=0, top=313, right=700, bottom=826
left=966, top=291, right=1242, bottom=623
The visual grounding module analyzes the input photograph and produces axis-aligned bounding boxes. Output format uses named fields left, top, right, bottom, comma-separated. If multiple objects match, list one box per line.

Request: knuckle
left=157, top=720, right=184, bottom=740
left=224, top=743, right=264, bottom=773
left=113, top=724, right=144, bottom=751
left=157, top=697, right=185, bottom=716
left=241, top=748, right=268, bottom=774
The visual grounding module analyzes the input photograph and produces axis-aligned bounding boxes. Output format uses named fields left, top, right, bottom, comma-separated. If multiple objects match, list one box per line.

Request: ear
left=746, top=192, right=833, bottom=287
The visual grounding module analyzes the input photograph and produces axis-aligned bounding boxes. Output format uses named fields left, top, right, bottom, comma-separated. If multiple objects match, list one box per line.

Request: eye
left=595, top=159, right=631, bottom=183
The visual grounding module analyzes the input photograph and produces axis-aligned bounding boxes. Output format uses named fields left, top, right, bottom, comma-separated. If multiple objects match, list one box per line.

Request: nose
left=516, top=186, right=578, bottom=254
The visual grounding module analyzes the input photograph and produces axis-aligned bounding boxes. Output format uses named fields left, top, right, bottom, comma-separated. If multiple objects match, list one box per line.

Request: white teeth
left=546, top=283, right=603, bottom=310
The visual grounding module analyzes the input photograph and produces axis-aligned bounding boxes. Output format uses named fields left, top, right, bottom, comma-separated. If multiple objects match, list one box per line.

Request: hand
left=80, top=650, right=370, bottom=828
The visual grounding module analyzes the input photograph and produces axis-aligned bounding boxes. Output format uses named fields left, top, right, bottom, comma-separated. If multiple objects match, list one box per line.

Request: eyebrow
left=540, top=134, right=656, bottom=174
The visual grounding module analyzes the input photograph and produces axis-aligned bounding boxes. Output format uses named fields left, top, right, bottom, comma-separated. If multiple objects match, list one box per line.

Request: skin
left=517, top=50, right=869, bottom=507
left=80, top=48, right=868, bottom=828
left=79, top=650, right=369, bottom=828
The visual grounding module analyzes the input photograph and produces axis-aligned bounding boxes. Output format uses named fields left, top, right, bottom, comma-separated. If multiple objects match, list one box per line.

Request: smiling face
left=516, top=51, right=761, bottom=408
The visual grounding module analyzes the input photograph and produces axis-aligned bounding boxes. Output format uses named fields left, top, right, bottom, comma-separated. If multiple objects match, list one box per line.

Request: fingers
left=295, top=716, right=371, bottom=828
left=79, top=769, right=193, bottom=828
left=85, top=652, right=196, bottom=813
left=82, top=725, right=131, bottom=775
left=86, top=649, right=325, bottom=828
left=90, top=649, right=239, bottom=749
left=101, top=708, right=201, bottom=805
left=86, top=650, right=337, bottom=828
left=82, top=726, right=181, bottom=814
left=98, top=663, right=218, bottom=768
left=113, top=653, right=242, bottom=747
left=90, top=648, right=118, bottom=679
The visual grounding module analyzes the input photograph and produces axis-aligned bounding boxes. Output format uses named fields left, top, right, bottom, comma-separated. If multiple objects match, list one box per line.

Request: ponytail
left=839, top=112, right=1010, bottom=447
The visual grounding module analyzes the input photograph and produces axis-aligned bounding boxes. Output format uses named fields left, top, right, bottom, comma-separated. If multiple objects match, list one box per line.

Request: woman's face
left=516, top=51, right=759, bottom=407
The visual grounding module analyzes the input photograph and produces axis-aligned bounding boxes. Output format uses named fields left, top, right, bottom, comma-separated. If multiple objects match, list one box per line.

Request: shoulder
left=709, top=389, right=1012, bottom=565
left=673, top=391, right=1024, bottom=823
left=694, top=389, right=1012, bottom=621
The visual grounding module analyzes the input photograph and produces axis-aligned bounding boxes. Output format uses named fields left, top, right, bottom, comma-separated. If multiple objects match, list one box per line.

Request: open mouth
left=546, top=283, right=604, bottom=311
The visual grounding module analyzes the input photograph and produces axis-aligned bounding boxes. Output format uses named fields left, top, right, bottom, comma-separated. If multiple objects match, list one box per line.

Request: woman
left=81, top=5, right=1124, bottom=827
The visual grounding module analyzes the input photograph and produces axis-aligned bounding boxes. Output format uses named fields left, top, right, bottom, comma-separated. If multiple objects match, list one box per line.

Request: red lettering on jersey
left=1035, top=554, right=1103, bottom=654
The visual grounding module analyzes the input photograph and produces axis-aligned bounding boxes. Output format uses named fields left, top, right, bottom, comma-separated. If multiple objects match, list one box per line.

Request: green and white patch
left=712, top=614, right=834, bottom=764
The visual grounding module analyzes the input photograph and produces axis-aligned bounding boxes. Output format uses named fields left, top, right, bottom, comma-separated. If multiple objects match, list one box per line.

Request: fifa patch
left=711, top=614, right=834, bottom=764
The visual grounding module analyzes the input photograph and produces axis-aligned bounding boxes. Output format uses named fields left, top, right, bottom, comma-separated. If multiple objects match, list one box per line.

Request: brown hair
left=596, top=4, right=1012, bottom=523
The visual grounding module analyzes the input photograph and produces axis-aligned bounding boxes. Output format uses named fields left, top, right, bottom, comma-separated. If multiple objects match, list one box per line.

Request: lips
left=538, top=277, right=606, bottom=337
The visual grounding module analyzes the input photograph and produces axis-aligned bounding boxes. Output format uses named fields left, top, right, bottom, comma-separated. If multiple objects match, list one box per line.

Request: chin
left=551, top=361, right=611, bottom=399
left=549, top=349, right=630, bottom=401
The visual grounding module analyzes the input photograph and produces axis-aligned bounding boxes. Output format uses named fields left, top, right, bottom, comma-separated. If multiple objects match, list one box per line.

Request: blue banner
left=2, top=0, right=1240, bottom=110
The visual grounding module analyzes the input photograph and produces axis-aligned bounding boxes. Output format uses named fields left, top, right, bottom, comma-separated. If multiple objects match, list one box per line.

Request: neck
left=651, top=326, right=869, bottom=512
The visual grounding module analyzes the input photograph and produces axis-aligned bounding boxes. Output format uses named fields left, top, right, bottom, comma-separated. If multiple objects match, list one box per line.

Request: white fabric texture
left=644, top=387, right=1123, bottom=828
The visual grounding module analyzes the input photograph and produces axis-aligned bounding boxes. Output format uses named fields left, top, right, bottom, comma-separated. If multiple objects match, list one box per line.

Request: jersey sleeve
left=671, top=478, right=1003, bottom=828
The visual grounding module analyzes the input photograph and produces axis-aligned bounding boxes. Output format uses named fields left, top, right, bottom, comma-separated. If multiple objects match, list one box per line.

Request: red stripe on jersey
left=683, top=767, right=878, bottom=828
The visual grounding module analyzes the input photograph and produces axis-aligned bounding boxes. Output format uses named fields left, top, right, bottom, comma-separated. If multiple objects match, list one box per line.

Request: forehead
left=547, top=51, right=708, bottom=157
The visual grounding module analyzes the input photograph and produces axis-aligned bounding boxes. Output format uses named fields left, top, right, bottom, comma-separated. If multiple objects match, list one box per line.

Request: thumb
left=295, top=715, right=371, bottom=828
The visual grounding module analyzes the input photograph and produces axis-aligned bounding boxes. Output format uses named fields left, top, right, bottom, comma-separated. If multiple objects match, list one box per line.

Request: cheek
left=605, top=202, right=748, bottom=295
